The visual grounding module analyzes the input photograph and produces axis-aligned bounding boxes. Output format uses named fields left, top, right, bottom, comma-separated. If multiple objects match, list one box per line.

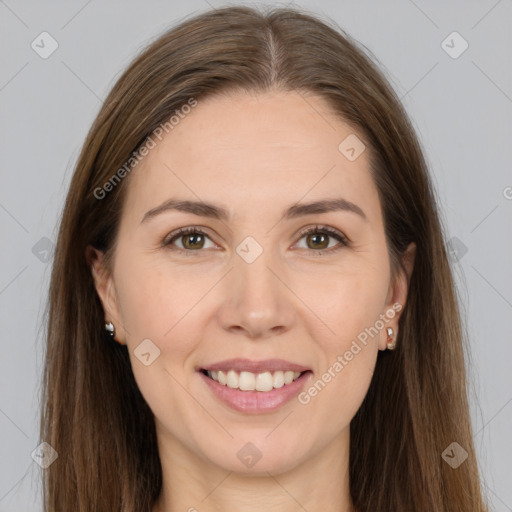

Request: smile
left=202, top=369, right=304, bottom=391
left=197, top=360, right=313, bottom=413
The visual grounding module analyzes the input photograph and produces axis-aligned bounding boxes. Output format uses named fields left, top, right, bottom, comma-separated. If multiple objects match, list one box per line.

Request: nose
left=216, top=245, right=297, bottom=340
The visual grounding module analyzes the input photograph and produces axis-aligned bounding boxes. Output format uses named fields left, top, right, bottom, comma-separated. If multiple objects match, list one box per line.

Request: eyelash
left=162, top=224, right=350, bottom=257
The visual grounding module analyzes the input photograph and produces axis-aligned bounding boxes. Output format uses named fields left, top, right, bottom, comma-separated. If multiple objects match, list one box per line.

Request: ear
left=378, top=242, right=416, bottom=351
left=85, top=245, right=126, bottom=344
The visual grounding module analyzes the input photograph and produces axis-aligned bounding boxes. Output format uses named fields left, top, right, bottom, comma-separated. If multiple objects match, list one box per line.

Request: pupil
left=309, top=233, right=328, bottom=249
left=184, top=234, right=203, bottom=249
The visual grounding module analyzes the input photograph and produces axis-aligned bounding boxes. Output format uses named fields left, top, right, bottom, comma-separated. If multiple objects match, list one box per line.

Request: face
left=88, top=90, right=414, bottom=476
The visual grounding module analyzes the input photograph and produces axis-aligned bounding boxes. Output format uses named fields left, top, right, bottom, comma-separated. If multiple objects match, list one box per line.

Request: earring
left=386, top=327, right=396, bottom=350
left=105, top=321, right=115, bottom=338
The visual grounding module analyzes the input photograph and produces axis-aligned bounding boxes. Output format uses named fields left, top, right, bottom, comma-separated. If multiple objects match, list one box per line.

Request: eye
left=163, top=224, right=349, bottom=256
left=163, top=226, right=216, bottom=254
left=293, top=225, right=349, bottom=256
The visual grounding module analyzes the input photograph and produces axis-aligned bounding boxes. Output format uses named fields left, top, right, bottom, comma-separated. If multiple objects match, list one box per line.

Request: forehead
left=122, top=90, right=380, bottom=226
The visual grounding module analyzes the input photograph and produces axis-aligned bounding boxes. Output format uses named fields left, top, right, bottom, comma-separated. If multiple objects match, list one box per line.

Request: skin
left=87, top=89, right=415, bottom=512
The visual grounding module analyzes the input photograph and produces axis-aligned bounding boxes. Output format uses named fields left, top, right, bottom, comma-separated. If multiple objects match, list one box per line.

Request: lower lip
left=199, top=371, right=312, bottom=413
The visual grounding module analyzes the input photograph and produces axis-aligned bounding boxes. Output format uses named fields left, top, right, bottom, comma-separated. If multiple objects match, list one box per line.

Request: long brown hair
left=40, top=5, right=489, bottom=511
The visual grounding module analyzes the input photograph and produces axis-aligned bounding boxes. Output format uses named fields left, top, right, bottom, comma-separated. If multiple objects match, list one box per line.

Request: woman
left=39, top=5, right=489, bottom=511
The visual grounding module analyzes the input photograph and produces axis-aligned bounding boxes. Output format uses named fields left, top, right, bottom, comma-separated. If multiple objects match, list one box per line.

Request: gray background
left=1, top=0, right=511, bottom=510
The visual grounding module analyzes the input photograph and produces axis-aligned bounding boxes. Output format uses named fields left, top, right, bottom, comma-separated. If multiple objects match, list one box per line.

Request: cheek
left=292, top=263, right=387, bottom=424
left=114, top=259, right=207, bottom=428
left=113, top=255, right=207, bottom=401
left=114, top=252, right=212, bottom=341
left=295, top=260, right=390, bottom=340
left=291, top=337, right=378, bottom=459
left=264, top=264, right=384, bottom=421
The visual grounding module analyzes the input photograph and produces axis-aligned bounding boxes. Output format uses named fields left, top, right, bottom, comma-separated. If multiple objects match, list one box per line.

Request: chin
left=202, top=437, right=309, bottom=476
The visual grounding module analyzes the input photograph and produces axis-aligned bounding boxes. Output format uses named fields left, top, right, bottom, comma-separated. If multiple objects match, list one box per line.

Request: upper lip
left=199, top=358, right=311, bottom=374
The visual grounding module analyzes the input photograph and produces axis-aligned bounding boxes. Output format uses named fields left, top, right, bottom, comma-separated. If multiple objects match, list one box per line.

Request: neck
left=153, top=426, right=354, bottom=512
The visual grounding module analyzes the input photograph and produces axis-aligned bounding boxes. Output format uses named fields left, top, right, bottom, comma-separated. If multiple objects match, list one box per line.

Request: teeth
left=206, top=369, right=303, bottom=391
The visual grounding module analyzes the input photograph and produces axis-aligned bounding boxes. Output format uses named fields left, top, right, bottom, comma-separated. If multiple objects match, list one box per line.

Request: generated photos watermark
left=298, top=302, right=402, bottom=405
left=93, top=97, right=198, bottom=200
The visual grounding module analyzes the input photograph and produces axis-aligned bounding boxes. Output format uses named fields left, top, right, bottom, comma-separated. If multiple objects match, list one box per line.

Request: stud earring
left=105, top=321, right=115, bottom=338
left=386, top=327, right=396, bottom=350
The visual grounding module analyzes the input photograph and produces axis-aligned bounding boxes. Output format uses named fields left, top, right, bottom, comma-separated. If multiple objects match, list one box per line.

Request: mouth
left=199, top=368, right=309, bottom=392
left=196, top=359, right=313, bottom=413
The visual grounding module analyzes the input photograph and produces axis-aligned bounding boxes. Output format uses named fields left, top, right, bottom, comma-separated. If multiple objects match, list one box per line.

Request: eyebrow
left=140, top=197, right=367, bottom=224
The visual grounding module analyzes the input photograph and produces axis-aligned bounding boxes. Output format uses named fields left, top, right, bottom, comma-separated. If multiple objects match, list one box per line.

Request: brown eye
left=164, top=227, right=215, bottom=252
left=306, top=232, right=329, bottom=250
left=295, top=225, right=349, bottom=255
left=181, top=232, right=206, bottom=250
